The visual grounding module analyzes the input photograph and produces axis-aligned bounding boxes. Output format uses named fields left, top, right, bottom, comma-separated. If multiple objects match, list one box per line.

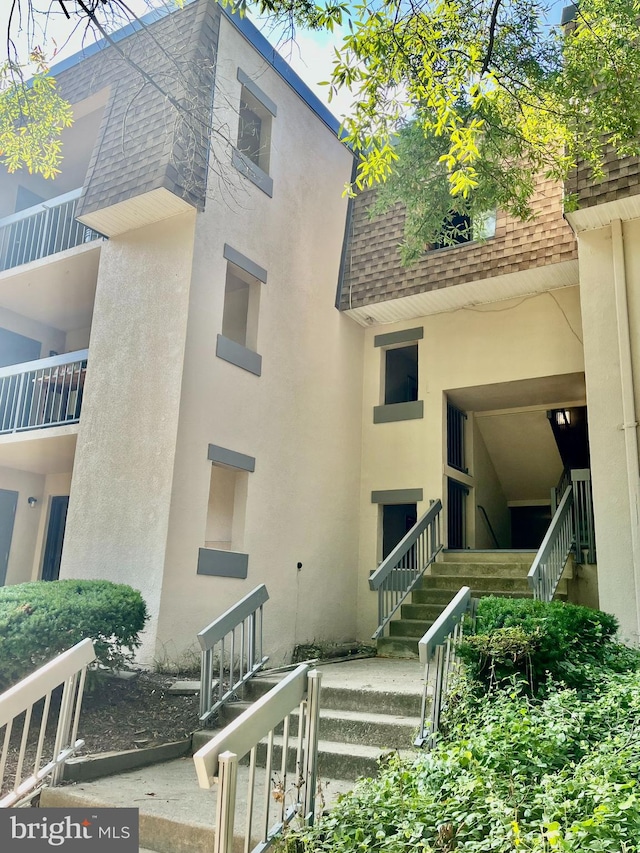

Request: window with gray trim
left=237, top=88, right=272, bottom=175
left=222, top=261, right=260, bottom=352
left=233, top=70, right=277, bottom=197
left=198, top=445, right=255, bottom=579
left=384, top=344, right=418, bottom=405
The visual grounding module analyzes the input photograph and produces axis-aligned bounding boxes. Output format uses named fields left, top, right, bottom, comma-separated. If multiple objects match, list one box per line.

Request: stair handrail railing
left=477, top=504, right=501, bottom=549
left=198, top=584, right=269, bottom=724
left=571, top=468, right=596, bottom=564
left=415, top=586, right=475, bottom=749
left=0, top=638, right=96, bottom=807
left=193, top=664, right=321, bottom=853
left=528, top=486, right=574, bottom=601
left=551, top=467, right=572, bottom=513
left=369, top=499, right=443, bottom=639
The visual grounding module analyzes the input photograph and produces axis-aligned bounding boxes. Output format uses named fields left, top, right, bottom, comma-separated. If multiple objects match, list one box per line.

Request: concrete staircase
left=377, top=549, right=568, bottom=659
left=42, top=658, right=425, bottom=853
left=193, top=657, right=422, bottom=781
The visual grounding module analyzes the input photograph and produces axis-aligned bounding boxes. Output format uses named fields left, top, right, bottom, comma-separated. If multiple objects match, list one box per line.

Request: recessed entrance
left=446, top=373, right=589, bottom=550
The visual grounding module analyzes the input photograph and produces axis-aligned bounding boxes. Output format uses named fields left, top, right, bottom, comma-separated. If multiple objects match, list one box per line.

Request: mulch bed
left=1, top=671, right=201, bottom=797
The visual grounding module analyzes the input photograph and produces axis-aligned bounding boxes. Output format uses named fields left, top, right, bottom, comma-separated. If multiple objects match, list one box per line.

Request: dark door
left=382, top=503, right=417, bottom=559
left=447, top=479, right=469, bottom=549
left=41, top=496, right=69, bottom=581
left=0, top=489, right=18, bottom=585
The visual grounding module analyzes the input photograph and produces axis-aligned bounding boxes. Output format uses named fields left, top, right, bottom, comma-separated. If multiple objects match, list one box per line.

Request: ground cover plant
left=0, top=579, right=148, bottom=688
left=285, top=600, right=640, bottom=853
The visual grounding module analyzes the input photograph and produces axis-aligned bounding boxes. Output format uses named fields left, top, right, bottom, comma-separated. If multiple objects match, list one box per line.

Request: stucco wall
left=356, top=286, right=585, bottom=637
left=472, top=418, right=510, bottom=549
left=60, top=212, right=197, bottom=661
left=578, top=220, right=640, bottom=641
left=155, top=16, right=363, bottom=666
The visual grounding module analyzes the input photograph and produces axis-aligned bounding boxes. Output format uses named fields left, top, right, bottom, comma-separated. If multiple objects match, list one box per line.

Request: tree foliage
left=0, top=50, right=73, bottom=178
left=329, top=0, right=640, bottom=254
left=4, top=0, right=640, bottom=254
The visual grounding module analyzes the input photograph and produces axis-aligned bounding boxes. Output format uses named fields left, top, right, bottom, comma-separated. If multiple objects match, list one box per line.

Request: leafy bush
left=287, top=664, right=640, bottom=853
left=0, top=579, right=148, bottom=689
left=458, top=596, right=618, bottom=691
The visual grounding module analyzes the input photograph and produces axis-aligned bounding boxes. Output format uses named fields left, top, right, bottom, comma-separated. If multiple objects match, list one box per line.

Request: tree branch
left=480, top=0, right=502, bottom=75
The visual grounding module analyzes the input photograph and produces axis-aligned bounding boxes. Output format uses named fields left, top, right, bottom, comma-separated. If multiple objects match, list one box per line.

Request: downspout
left=611, top=218, right=640, bottom=638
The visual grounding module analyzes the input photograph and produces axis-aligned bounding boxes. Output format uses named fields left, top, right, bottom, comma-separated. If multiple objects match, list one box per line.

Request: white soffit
left=566, top=194, right=640, bottom=233
left=345, top=260, right=579, bottom=327
left=77, top=187, right=194, bottom=237
left=0, top=429, right=78, bottom=475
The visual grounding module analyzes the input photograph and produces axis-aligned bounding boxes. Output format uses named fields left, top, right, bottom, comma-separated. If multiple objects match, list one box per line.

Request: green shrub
left=458, top=596, right=618, bottom=691
left=286, top=668, right=640, bottom=853
left=0, top=579, right=148, bottom=689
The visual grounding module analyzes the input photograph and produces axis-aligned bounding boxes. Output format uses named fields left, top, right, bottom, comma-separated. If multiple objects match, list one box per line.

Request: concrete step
left=411, top=587, right=534, bottom=604
left=429, top=562, right=532, bottom=579
left=390, top=618, right=433, bottom=638
left=376, top=636, right=420, bottom=659
left=244, top=673, right=422, bottom=717
left=401, top=602, right=447, bottom=621
left=437, top=549, right=537, bottom=564
left=419, top=574, right=533, bottom=593
left=195, top=731, right=415, bottom=782
left=194, top=705, right=420, bottom=751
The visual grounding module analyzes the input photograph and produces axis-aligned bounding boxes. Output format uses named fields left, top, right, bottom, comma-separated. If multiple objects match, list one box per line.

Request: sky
left=4, top=0, right=354, bottom=120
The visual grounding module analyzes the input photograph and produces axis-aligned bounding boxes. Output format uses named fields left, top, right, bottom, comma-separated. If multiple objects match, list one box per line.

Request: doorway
left=447, top=478, right=469, bottom=549
left=41, top=496, right=69, bottom=581
left=0, top=488, right=18, bottom=585
left=382, top=503, right=417, bottom=559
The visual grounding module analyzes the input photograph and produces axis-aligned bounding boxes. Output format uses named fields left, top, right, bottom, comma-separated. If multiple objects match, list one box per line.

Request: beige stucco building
left=0, top=0, right=640, bottom=663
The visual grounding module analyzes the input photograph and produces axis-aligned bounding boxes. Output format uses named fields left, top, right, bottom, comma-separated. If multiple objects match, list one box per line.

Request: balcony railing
left=0, top=350, right=88, bottom=435
left=0, top=189, right=103, bottom=273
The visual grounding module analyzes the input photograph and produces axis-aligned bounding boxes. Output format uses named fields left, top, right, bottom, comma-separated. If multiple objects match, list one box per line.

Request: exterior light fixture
left=27, top=497, right=38, bottom=508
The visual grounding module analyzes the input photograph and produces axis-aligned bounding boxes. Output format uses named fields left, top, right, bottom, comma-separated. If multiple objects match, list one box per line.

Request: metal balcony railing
left=0, top=189, right=103, bottom=273
left=0, top=350, right=88, bottom=435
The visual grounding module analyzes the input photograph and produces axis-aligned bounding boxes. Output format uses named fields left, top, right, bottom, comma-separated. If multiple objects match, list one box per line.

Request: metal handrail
left=0, top=189, right=103, bottom=273
left=528, top=486, right=574, bottom=601
left=193, top=664, right=321, bottom=853
left=415, top=586, right=474, bottom=749
left=0, top=638, right=96, bottom=806
left=477, top=504, right=500, bottom=549
left=198, top=584, right=269, bottom=723
left=571, top=468, right=596, bottom=564
left=369, top=499, right=443, bottom=639
left=0, top=350, right=88, bottom=435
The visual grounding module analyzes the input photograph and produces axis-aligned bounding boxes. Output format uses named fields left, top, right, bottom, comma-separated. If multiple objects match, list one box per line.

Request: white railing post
left=194, top=664, right=319, bottom=853
left=214, top=751, right=239, bottom=853
left=302, top=670, right=322, bottom=823
left=0, top=638, right=96, bottom=807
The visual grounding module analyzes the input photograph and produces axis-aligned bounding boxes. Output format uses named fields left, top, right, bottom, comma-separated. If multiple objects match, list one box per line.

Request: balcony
left=0, top=190, right=103, bottom=274
left=0, top=350, right=88, bottom=435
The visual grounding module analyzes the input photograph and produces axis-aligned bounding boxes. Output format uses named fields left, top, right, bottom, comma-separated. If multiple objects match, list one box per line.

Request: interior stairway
left=377, top=549, right=569, bottom=659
